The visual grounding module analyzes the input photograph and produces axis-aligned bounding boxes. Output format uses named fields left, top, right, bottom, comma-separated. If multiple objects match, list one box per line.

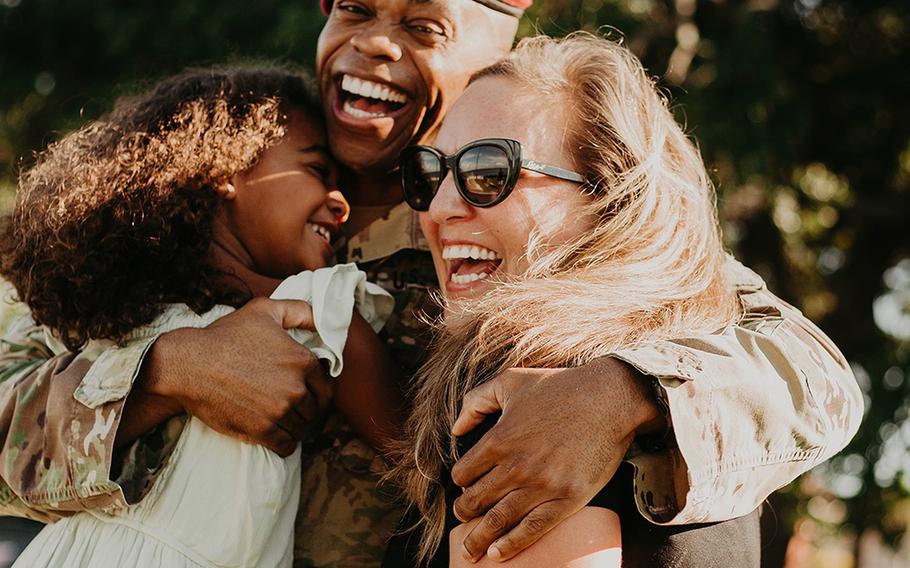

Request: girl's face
left=222, top=109, right=349, bottom=278
left=419, top=77, right=594, bottom=300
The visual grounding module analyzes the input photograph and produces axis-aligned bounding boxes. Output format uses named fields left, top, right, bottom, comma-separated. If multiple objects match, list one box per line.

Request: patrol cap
left=320, top=0, right=531, bottom=18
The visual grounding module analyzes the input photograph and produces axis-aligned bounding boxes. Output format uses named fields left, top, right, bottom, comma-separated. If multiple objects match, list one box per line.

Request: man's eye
left=406, top=20, right=447, bottom=38
left=335, top=2, right=370, bottom=17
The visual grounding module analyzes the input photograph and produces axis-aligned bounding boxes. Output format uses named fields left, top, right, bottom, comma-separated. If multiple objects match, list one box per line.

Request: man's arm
left=0, top=315, right=137, bottom=521
left=449, top=260, right=863, bottom=561
left=120, top=299, right=334, bottom=457
left=0, top=298, right=332, bottom=519
left=611, top=261, right=862, bottom=526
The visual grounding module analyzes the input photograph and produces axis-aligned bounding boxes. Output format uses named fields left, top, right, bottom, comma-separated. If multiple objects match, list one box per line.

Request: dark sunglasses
left=400, top=138, right=586, bottom=211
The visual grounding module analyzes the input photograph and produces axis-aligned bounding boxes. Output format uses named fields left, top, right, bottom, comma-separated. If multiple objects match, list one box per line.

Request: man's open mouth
left=443, top=244, right=502, bottom=285
left=338, top=74, right=408, bottom=119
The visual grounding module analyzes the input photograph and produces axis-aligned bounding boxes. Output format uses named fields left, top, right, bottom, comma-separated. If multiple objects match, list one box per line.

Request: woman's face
left=420, top=77, right=593, bottom=300
left=225, top=109, right=350, bottom=278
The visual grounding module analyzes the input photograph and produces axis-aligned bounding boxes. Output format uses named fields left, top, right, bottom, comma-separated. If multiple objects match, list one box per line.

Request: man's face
left=316, top=0, right=516, bottom=175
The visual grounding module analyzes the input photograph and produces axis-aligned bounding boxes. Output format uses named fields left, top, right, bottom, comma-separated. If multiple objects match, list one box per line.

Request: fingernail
left=488, top=544, right=502, bottom=561
left=461, top=544, right=475, bottom=562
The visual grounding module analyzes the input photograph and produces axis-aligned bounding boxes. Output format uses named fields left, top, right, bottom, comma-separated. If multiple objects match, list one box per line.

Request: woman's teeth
left=451, top=271, right=491, bottom=285
left=307, top=222, right=331, bottom=243
left=442, top=244, right=502, bottom=285
left=442, top=244, right=500, bottom=261
left=341, top=75, right=407, bottom=104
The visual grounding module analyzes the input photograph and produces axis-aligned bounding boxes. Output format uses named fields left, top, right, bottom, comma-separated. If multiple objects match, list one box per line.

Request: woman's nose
left=349, top=25, right=403, bottom=62
left=427, top=174, right=472, bottom=226
left=326, top=189, right=351, bottom=223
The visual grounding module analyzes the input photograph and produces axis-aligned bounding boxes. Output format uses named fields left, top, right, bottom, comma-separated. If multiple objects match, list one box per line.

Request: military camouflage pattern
left=293, top=411, right=403, bottom=568
left=0, top=201, right=862, bottom=566
left=343, top=202, right=440, bottom=379
left=0, top=316, right=137, bottom=522
left=288, top=204, right=437, bottom=566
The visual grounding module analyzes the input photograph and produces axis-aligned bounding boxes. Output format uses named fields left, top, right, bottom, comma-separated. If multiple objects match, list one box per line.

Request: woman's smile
left=440, top=239, right=503, bottom=292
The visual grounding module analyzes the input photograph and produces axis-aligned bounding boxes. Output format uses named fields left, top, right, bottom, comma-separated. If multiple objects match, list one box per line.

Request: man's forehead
left=406, top=0, right=456, bottom=15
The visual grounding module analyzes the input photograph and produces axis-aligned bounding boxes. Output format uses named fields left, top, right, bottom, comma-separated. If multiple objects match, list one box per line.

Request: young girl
left=0, top=66, right=402, bottom=567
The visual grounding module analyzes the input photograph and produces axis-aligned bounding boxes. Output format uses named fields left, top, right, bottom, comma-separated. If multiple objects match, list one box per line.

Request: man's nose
left=349, top=25, right=403, bottom=62
left=326, top=189, right=351, bottom=223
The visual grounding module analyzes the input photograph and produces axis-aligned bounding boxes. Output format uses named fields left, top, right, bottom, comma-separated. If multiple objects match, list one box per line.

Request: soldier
left=0, top=1, right=861, bottom=567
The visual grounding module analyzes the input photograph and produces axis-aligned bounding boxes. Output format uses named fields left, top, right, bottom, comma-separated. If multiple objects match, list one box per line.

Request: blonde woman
left=387, top=33, right=834, bottom=567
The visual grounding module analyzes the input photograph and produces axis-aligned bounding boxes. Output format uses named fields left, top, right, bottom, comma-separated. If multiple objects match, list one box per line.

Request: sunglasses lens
left=401, top=149, right=443, bottom=211
left=457, top=145, right=511, bottom=206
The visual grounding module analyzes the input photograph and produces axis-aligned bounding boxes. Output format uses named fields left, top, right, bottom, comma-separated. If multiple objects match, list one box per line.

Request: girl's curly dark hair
left=0, top=65, right=323, bottom=350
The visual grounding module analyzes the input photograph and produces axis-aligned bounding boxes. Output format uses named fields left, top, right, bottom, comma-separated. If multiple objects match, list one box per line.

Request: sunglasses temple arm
left=520, top=159, right=586, bottom=183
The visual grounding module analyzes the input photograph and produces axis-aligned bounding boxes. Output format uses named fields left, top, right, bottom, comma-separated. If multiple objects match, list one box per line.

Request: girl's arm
left=334, top=312, right=406, bottom=453
left=449, top=507, right=622, bottom=568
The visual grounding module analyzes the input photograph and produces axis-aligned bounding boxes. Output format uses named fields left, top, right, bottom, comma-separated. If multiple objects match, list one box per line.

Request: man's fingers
left=459, top=491, right=534, bottom=563
left=269, top=438, right=297, bottom=458
left=486, top=501, right=568, bottom=562
left=450, top=426, right=502, bottom=488
left=259, top=298, right=316, bottom=331
left=305, top=366, right=335, bottom=414
left=453, top=379, right=505, bottom=437
left=452, top=465, right=514, bottom=523
left=235, top=422, right=297, bottom=458
left=277, top=401, right=312, bottom=440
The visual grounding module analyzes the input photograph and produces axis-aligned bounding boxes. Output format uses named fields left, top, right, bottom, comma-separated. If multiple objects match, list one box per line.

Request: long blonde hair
left=392, top=32, right=739, bottom=560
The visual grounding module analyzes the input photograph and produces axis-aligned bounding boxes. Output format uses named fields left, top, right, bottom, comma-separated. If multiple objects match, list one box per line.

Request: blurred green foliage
left=1, top=0, right=909, bottom=559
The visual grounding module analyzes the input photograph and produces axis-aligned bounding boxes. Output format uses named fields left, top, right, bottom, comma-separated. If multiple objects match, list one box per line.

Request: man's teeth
left=341, top=74, right=407, bottom=104
left=307, top=222, right=331, bottom=242
left=343, top=100, right=386, bottom=119
left=441, top=244, right=500, bottom=261
left=451, top=272, right=491, bottom=285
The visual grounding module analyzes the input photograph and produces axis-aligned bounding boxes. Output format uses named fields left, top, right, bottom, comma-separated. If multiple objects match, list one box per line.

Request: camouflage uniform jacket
left=0, top=202, right=863, bottom=535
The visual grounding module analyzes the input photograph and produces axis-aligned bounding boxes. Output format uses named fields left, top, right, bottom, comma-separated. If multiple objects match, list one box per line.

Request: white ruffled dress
left=14, top=264, right=393, bottom=568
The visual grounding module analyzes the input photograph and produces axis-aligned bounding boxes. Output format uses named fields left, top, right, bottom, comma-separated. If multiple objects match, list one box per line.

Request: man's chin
left=328, top=132, right=408, bottom=176
left=325, top=95, right=427, bottom=175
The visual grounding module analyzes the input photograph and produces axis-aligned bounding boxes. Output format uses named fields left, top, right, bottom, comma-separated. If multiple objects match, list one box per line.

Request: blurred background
left=0, top=0, right=908, bottom=566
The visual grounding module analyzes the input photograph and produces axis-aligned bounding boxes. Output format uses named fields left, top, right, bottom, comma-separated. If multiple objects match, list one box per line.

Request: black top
left=382, top=413, right=761, bottom=568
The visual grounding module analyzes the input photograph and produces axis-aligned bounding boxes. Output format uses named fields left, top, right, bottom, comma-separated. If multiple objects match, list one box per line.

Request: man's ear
left=216, top=179, right=238, bottom=201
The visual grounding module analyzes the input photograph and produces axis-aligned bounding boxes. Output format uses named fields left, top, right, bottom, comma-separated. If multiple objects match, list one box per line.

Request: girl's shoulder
left=130, top=303, right=236, bottom=339
left=49, top=303, right=237, bottom=410
left=45, top=303, right=236, bottom=357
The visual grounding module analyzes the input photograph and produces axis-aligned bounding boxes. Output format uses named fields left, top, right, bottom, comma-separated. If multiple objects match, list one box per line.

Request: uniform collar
left=344, top=201, right=430, bottom=264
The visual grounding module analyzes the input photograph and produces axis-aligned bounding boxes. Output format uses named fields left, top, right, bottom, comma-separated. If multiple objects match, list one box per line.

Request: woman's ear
left=216, top=179, right=238, bottom=201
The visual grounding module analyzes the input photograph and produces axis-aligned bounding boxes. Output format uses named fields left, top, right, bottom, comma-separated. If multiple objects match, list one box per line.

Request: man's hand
left=133, top=298, right=334, bottom=457
left=449, top=358, right=665, bottom=563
